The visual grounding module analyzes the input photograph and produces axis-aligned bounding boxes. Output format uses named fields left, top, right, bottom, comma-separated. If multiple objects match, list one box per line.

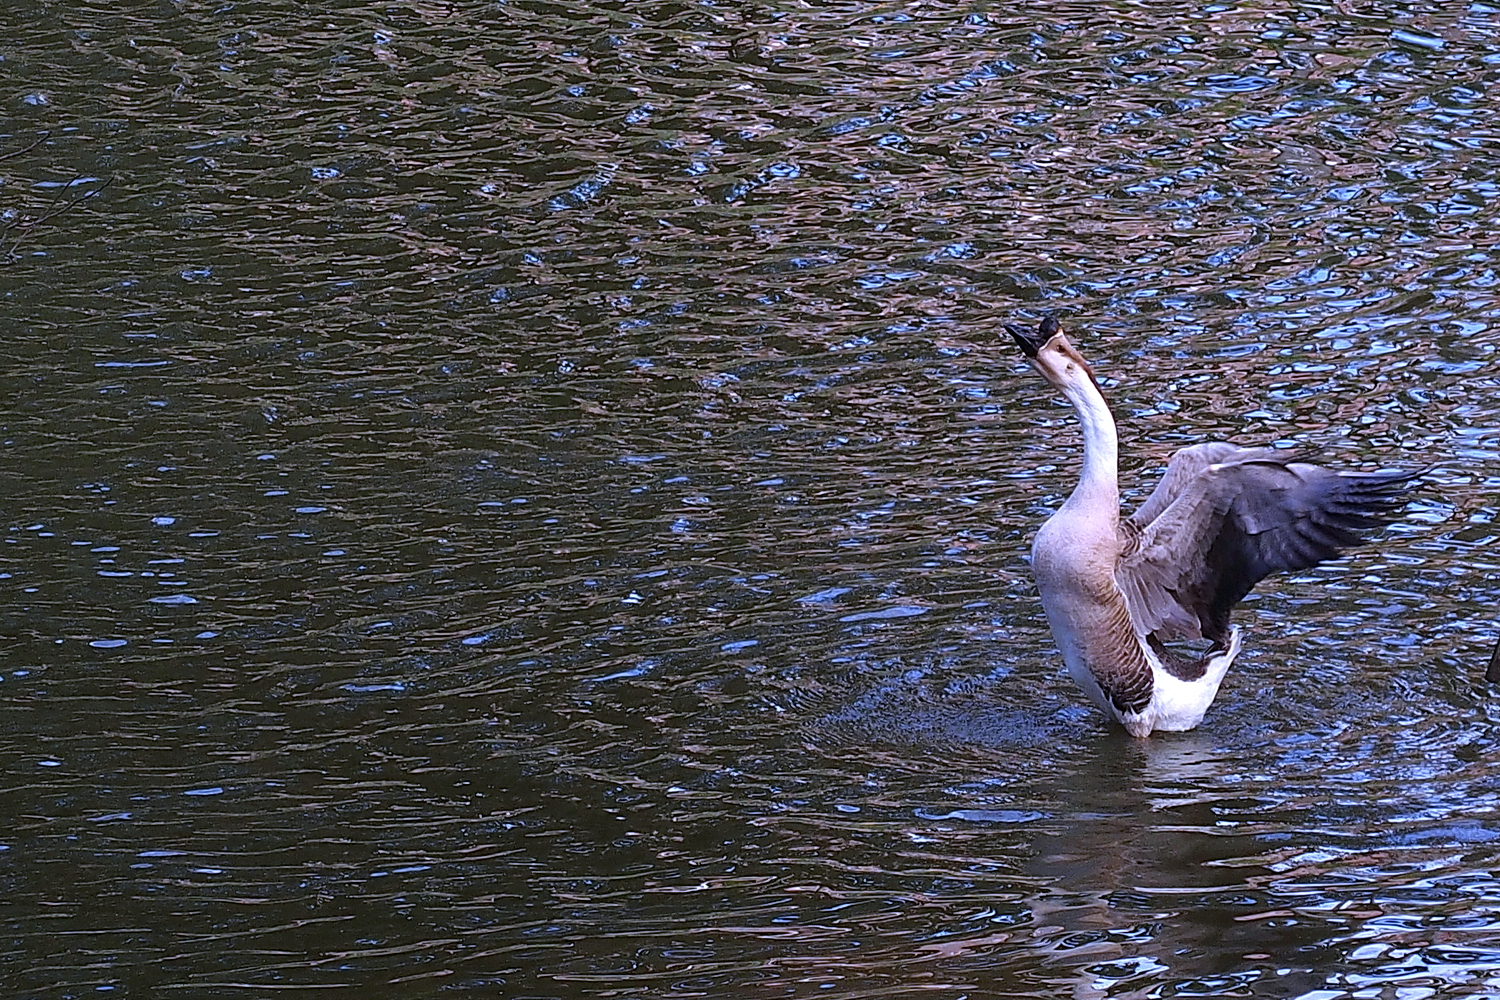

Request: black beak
left=1006, top=316, right=1060, bottom=359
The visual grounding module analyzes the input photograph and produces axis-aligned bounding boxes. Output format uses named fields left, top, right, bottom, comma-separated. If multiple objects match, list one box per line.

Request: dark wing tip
left=1199, top=462, right=1426, bottom=642
left=1331, top=466, right=1428, bottom=517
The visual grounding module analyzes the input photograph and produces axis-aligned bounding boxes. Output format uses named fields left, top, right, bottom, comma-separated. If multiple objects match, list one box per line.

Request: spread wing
left=1116, top=443, right=1419, bottom=645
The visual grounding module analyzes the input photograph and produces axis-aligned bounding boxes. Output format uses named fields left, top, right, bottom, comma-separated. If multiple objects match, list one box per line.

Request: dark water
left=3, top=1, right=1500, bottom=996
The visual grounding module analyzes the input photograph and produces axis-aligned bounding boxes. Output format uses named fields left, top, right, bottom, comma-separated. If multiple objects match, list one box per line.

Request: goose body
left=1008, top=318, right=1417, bottom=737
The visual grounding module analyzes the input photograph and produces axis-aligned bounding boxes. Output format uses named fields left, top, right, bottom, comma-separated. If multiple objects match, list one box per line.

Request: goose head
left=1005, top=316, right=1100, bottom=393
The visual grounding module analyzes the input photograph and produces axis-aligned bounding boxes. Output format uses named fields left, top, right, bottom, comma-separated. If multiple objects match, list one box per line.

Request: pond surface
left=3, top=1, right=1500, bottom=996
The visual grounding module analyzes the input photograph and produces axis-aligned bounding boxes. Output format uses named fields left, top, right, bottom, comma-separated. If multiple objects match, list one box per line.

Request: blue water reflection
left=1, top=0, right=1499, bottom=996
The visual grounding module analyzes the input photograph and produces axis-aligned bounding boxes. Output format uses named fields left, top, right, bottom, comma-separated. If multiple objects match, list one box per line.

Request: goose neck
left=1060, top=377, right=1119, bottom=511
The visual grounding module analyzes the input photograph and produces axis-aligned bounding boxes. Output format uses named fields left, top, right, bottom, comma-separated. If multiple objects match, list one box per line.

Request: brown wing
left=1124, top=442, right=1252, bottom=530
left=1117, top=445, right=1419, bottom=645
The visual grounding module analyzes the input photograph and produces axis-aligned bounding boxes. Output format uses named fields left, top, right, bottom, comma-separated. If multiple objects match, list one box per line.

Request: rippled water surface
left=5, top=1, right=1500, bottom=996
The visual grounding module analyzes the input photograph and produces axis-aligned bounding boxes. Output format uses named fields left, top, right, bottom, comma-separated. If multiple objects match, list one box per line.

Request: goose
left=1007, top=317, right=1419, bottom=737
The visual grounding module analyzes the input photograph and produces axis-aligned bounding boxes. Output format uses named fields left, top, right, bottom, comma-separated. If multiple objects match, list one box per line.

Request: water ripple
left=2, top=0, right=1498, bottom=996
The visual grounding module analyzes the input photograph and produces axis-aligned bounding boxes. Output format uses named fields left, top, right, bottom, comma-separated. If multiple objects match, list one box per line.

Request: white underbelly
left=1049, top=608, right=1244, bottom=735
left=1136, top=627, right=1244, bottom=734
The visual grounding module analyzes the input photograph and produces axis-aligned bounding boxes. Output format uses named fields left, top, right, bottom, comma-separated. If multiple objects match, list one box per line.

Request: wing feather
left=1117, top=446, right=1419, bottom=645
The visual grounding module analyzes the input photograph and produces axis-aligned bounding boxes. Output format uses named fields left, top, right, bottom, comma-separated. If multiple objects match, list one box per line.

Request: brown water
left=3, top=1, right=1500, bottom=996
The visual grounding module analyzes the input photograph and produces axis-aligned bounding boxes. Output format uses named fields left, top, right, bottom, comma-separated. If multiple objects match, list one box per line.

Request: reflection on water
left=4, top=0, right=1500, bottom=995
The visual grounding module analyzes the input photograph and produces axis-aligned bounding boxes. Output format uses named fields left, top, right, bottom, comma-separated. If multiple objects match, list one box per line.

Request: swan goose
left=1007, top=317, right=1417, bottom=737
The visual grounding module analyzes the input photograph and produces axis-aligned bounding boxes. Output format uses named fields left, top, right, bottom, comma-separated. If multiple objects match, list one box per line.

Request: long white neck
left=1058, top=375, right=1119, bottom=516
